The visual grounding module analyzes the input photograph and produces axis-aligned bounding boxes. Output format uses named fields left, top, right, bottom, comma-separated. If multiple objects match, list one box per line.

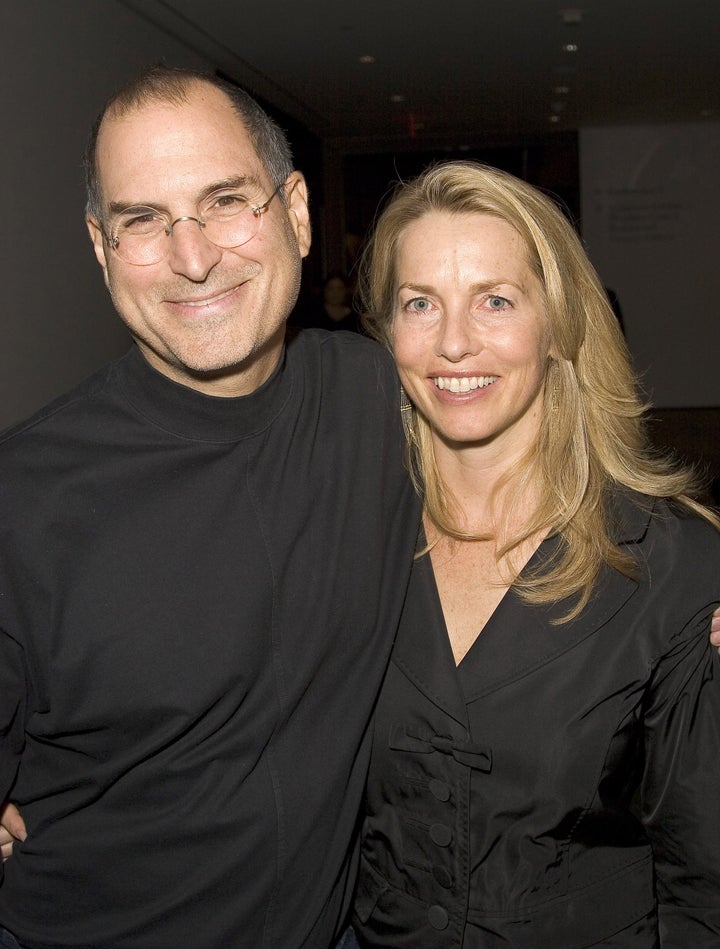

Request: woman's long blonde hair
left=359, top=161, right=718, bottom=619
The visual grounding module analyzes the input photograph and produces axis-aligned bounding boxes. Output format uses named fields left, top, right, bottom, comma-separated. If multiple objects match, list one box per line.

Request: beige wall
left=580, top=122, right=720, bottom=408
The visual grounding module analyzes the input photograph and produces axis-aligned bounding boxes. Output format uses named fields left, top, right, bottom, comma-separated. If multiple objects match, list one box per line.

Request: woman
left=352, top=162, right=720, bottom=946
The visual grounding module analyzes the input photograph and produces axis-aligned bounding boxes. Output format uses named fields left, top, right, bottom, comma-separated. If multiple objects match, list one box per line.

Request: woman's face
left=391, top=210, right=552, bottom=455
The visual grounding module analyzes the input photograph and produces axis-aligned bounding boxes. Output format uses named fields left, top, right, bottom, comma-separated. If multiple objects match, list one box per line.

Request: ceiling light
left=358, top=54, right=375, bottom=64
left=560, top=8, right=583, bottom=24
left=562, top=43, right=578, bottom=52
left=390, top=94, right=405, bottom=103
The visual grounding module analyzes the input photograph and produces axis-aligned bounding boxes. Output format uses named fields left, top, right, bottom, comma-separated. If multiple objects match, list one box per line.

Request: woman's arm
left=0, top=801, right=25, bottom=861
left=640, top=603, right=720, bottom=945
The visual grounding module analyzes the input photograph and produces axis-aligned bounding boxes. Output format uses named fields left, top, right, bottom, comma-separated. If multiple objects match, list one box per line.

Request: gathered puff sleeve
left=639, top=538, right=720, bottom=945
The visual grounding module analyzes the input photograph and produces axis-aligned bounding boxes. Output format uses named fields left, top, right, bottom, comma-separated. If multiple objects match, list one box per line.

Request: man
left=0, top=65, right=419, bottom=948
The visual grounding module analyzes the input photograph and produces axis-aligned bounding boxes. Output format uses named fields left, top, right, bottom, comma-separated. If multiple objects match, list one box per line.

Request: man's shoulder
left=285, top=326, right=395, bottom=382
left=282, top=328, right=405, bottom=448
left=286, top=328, right=400, bottom=420
left=0, top=353, right=129, bottom=453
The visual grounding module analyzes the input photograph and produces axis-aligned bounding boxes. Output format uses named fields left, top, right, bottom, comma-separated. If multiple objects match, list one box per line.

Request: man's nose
left=166, top=217, right=223, bottom=280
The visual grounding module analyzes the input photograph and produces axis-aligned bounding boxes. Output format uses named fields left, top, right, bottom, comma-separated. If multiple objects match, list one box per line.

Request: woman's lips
left=433, top=375, right=498, bottom=393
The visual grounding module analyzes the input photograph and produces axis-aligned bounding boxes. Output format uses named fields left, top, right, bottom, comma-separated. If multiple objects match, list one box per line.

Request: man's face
left=87, top=83, right=311, bottom=396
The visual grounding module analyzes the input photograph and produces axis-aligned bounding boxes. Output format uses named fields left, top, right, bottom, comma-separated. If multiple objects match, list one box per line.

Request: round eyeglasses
left=104, top=182, right=284, bottom=266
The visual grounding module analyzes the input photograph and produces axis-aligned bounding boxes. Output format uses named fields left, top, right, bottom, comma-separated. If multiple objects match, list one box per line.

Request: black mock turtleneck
left=0, top=329, right=419, bottom=949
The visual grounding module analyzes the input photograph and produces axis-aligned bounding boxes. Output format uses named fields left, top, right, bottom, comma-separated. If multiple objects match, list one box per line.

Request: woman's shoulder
left=600, top=490, right=719, bottom=663
left=611, top=487, right=718, bottom=541
left=614, top=488, right=720, bottom=594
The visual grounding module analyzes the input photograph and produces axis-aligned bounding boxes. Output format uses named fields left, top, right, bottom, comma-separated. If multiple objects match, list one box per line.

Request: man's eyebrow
left=199, top=176, right=261, bottom=200
left=107, top=200, right=163, bottom=216
left=106, top=176, right=261, bottom=217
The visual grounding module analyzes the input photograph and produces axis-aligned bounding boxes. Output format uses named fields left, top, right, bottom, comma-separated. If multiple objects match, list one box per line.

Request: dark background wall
left=1, top=1, right=717, bottom=498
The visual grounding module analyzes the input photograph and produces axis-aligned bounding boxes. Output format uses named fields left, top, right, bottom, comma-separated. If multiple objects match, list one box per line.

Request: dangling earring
left=548, top=362, right=560, bottom=414
left=400, top=386, right=416, bottom=442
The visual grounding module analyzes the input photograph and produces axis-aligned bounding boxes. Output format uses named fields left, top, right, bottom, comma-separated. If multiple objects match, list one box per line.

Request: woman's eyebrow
left=398, top=278, right=521, bottom=294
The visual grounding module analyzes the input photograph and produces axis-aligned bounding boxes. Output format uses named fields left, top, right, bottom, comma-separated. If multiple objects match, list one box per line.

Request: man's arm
left=711, top=607, right=720, bottom=652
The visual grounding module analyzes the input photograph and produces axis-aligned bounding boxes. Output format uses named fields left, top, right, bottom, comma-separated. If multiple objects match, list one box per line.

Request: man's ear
left=284, top=172, right=312, bottom=259
left=86, top=216, right=111, bottom=289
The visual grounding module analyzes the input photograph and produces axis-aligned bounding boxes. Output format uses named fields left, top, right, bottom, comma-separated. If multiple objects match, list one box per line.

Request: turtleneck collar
left=110, top=343, right=294, bottom=443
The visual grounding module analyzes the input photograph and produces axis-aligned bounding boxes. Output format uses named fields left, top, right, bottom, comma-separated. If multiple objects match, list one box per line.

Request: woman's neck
left=431, top=435, right=534, bottom=539
left=425, top=441, right=546, bottom=665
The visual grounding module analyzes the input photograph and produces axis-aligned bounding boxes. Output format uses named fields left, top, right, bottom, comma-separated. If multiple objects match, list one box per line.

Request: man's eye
left=119, top=211, right=164, bottom=234
left=207, top=194, right=249, bottom=216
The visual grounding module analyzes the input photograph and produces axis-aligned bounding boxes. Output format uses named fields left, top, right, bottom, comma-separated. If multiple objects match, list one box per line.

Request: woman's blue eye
left=488, top=295, right=508, bottom=310
left=407, top=298, right=431, bottom=312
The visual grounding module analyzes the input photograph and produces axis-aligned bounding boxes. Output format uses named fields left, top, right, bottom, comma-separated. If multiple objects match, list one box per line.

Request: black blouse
left=355, top=495, right=720, bottom=948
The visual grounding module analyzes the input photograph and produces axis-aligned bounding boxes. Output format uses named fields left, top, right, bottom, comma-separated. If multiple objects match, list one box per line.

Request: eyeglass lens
left=108, top=186, right=280, bottom=265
